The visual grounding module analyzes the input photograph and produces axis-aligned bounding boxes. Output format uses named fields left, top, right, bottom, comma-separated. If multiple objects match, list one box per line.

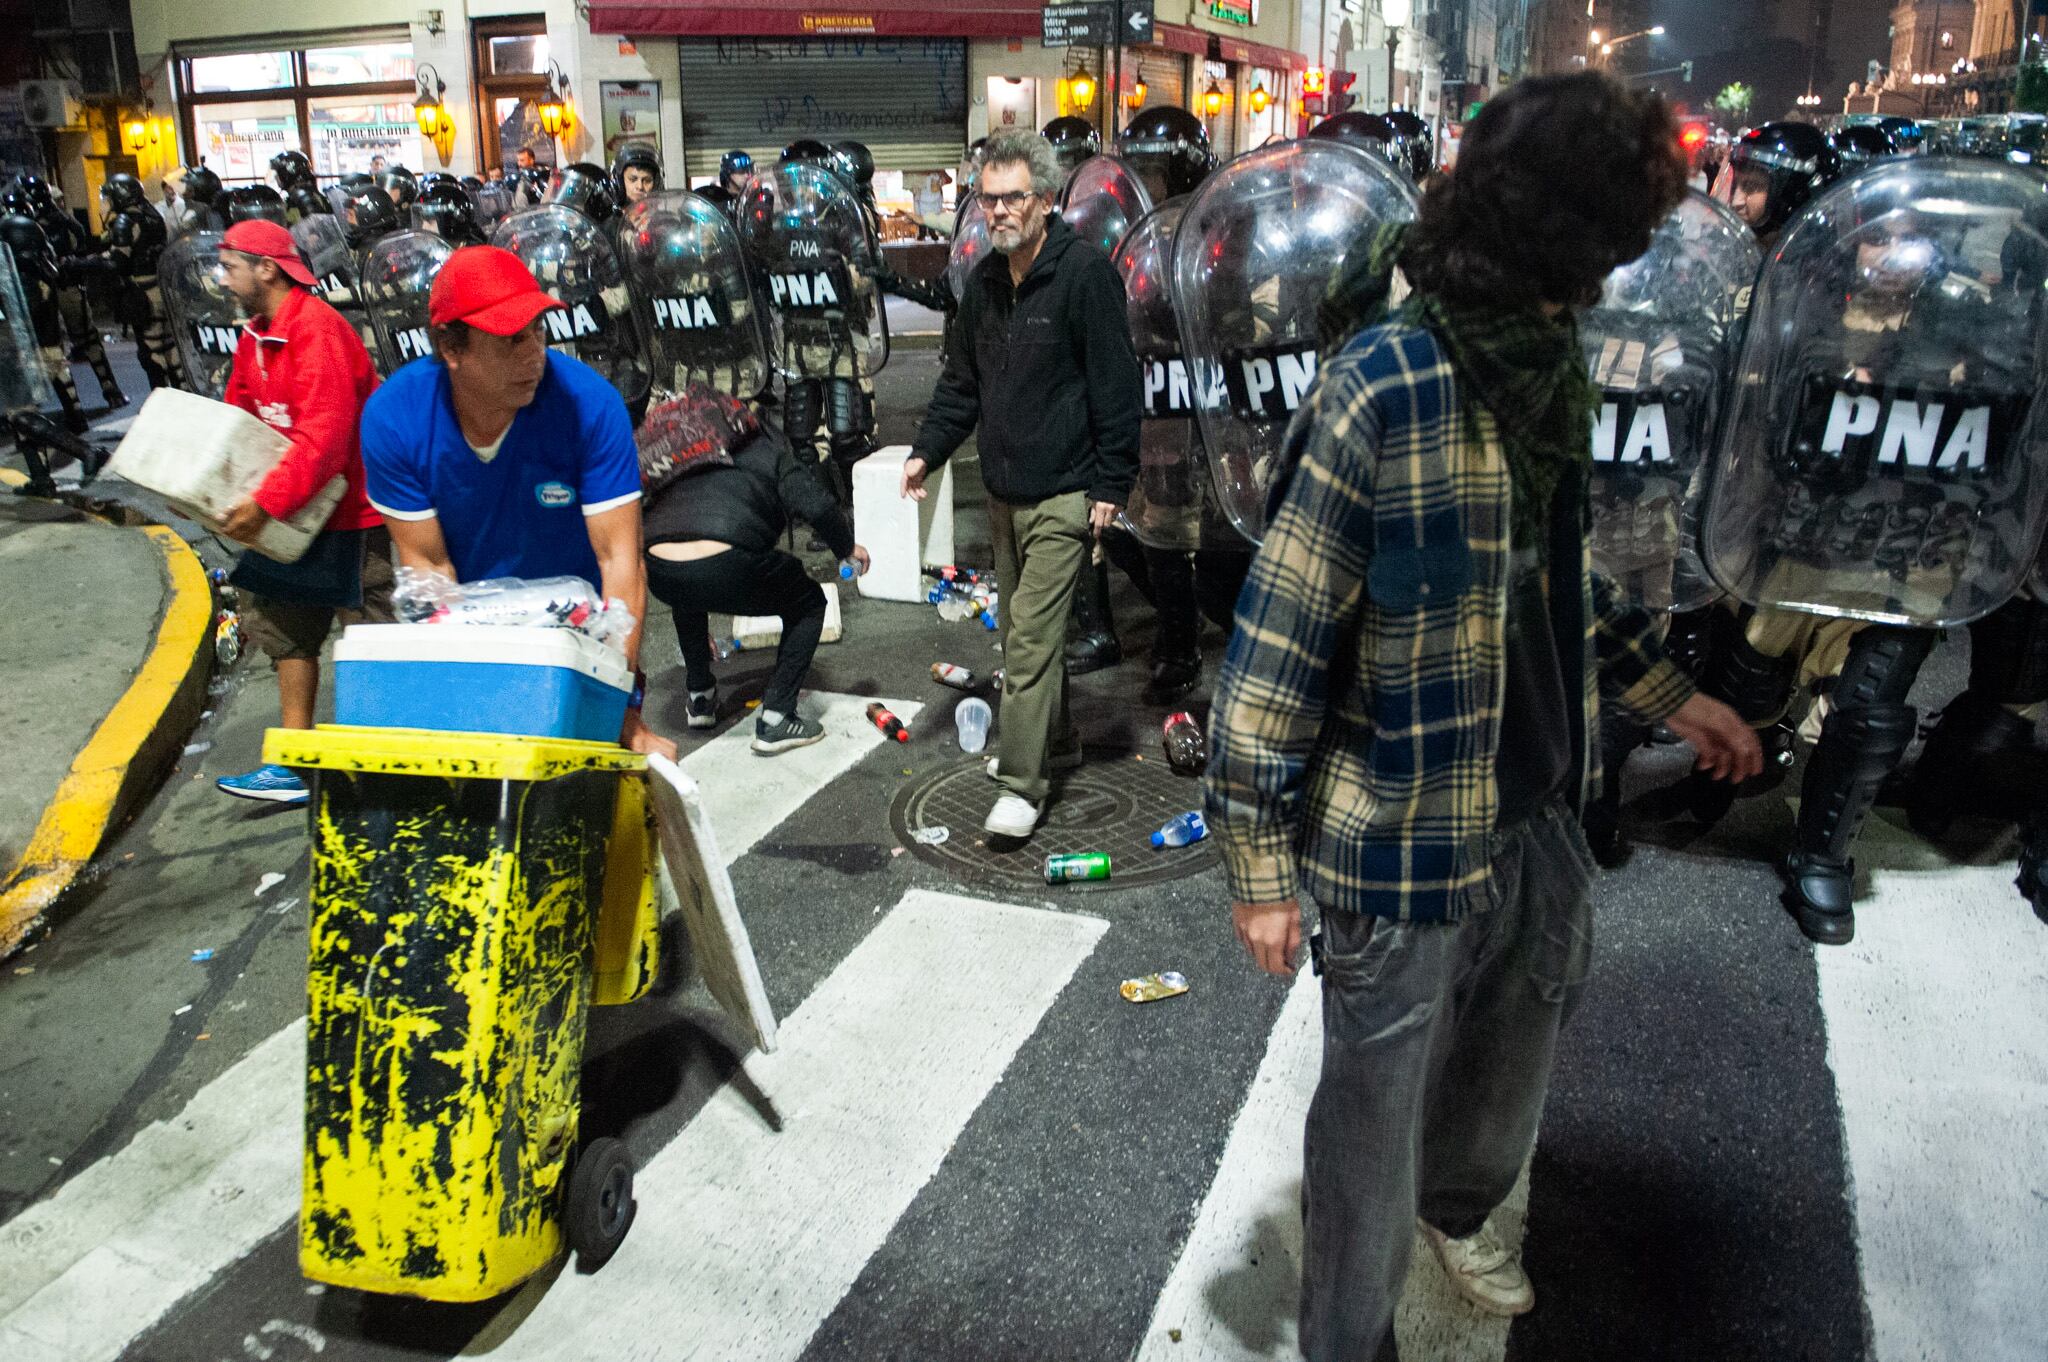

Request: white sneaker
left=1419, top=1220, right=1534, bottom=1317
left=983, top=794, right=1042, bottom=838
left=984, top=748, right=1083, bottom=780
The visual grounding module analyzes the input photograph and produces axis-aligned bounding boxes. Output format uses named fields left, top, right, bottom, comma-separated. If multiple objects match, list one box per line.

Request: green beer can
left=1044, top=852, right=1112, bottom=883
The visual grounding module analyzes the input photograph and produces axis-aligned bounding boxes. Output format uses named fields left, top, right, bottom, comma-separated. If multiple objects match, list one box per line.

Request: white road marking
left=1816, top=861, right=2048, bottom=1362
left=1137, top=969, right=1522, bottom=1362
left=0, top=693, right=920, bottom=1362
left=466, top=890, right=1107, bottom=1360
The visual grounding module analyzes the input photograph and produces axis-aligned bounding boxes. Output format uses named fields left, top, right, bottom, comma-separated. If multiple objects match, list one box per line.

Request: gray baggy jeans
left=1300, top=800, right=1598, bottom=1362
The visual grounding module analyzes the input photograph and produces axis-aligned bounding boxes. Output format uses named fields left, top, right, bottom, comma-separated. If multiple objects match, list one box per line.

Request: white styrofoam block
left=731, top=582, right=843, bottom=650
left=852, top=444, right=954, bottom=602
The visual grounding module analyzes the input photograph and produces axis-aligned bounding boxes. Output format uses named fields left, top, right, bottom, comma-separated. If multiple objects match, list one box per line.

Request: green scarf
left=1320, top=224, right=1593, bottom=551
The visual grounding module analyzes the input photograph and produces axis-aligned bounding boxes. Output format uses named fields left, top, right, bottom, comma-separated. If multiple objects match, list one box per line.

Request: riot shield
left=157, top=231, right=242, bottom=399
left=736, top=161, right=890, bottom=382
left=290, top=213, right=382, bottom=365
left=1173, top=139, right=1420, bottom=545
left=617, top=190, right=773, bottom=401
left=947, top=197, right=992, bottom=300
left=1058, top=155, right=1153, bottom=258
left=1581, top=190, right=1759, bottom=612
left=359, top=229, right=453, bottom=373
left=470, top=180, right=516, bottom=234
left=0, top=242, right=57, bottom=412
left=1113, top=201, right=1237, bottom=550
left=1700, top=159, right=2048, bottom=628
left=491, top=205, right=652, bottom=408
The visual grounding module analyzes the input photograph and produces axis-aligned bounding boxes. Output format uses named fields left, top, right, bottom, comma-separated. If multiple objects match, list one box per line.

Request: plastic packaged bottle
left=1150, top=811, right=1208, bottom=848
left=931, top=663, right=981, bottom=690
left=954, top=697, right=992, bottom=753
left=866, top=701, right=911, bottom=743
left=1162, top=711, right=1208, bottom=776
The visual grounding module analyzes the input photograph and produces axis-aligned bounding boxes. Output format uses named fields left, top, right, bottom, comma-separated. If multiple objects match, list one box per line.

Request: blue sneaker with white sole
left=216, top=763, right=309, bottom=805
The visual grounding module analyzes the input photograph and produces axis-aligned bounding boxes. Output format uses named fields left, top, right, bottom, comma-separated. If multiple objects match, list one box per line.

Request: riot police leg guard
left=36, top=343, right=87, bottom=434
left=1664, top=606, right=1801, bottom=825
left=9, top=409, right=108, bottom=495
left=1905, top=597, right=2048, bottom=841
left=1142, top=546, right=1201, bottom=703
left=779, top=377, right=836, bottom=514
left=1781, top=625, right=1936, bottom=945
left=60, top=287, right=123, bottom=408
left=824, top=377, right=876, bottom=511
left=1065, top=548, right=1122, bottom=676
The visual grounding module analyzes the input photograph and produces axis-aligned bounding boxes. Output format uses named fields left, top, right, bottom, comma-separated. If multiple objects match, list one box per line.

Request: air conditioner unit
left=20, top=80, right=87, bottom=129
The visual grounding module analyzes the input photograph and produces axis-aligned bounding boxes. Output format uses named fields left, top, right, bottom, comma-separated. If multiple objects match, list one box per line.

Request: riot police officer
left=169, top=163, right=225, bottom=237
left=270, top=150, right=330, bottom=223
left=414, top=180, right=487, bottom=247
left=610, top=143, right=664, bottom=207
left=375, top=165, right=420, bottom=213
left=1381, top=109, right=1435, bottom=180
left=223, top=184, right=289, bottom=225
left=0, top=206, right=87, bottom=430
left=1308, top=111, right=1403, bottom=168
left=339, top=182, right=403, bottom=255
left=1830, top=123, right=1896, bottom=171
left=1724, top=120, right=1841, bottom=250
left=1042, top=115, right=1101, bottom=178
left=8, top=175, right=124, bottom=410
left=696, top=149, right=755, bottom=217
left=1116, top=107, right=1215, bottom=205
left=547, top=162, right=618, bottom=224
left=83, top=173, right=182, bottom=391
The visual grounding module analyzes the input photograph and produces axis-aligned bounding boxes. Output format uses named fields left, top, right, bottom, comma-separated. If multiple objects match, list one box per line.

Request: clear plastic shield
left=735, top=161, right=889, bottom=381
left=0, top=243, right=57, bottom=412
left=1582, top=190, right=1761, bottom=612
left=1113, top=201, right=1240, bottom=550
left=1174, top=140, right=1421, bottom=545
left=947, top=197, right=992, bottom=300
left=491, top=205, right=652, bottom=407
left=358, top=229, right=453, bottom=373
left=290, top=213, right=382, bottom=365
left=470, top=180, right=515, bottom=234
left=616, top=190, right=773, bottom=401
left=1059, top=155, right=1154, bottom=258
left=1701, top=159, right=2048, bottom=628
left=158, top=231, right=242, bottom=399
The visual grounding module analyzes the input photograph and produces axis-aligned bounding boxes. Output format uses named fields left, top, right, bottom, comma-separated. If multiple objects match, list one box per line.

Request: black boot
left=1665, top=609, right=1801, bottom=827
left=1144, top=547, right=1200, bottom=702
left=2020, top=812, right=2047, bottom=926
left=1065, top=556, right=1122, bottom=675
left=1585, top=702, right=1648, bottom=867
left=1905, top=694, right=2043, bottom=840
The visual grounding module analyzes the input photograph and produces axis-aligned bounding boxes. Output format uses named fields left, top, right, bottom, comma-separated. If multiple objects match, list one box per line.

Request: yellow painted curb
left=0, top=506, right=214, bottom=957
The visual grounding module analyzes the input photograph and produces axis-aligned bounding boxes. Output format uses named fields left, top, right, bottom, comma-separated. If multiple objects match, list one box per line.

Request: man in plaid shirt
left=1204, top=76, right=1761, bottom=1360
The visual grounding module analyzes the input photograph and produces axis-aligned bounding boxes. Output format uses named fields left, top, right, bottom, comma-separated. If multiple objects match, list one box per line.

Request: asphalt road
left=1, top=348, right=2042, bottom=1362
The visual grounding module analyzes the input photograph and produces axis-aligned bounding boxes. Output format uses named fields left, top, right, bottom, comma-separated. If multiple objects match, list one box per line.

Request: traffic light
left=1304, top=66, right=1327, bottom=96
left=1682, top=60, right=1694, bottom=83
left=1680, top=122, right=1708, bottom=156
left=1330, top=69, right=1357, bottom=112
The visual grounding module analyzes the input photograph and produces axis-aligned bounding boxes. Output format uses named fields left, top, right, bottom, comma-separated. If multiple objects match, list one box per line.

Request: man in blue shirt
left=360, top=245, right=674, bottom=758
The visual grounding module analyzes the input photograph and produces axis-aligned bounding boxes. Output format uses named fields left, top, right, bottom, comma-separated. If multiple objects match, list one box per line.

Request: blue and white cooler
left=333, top=624, right=633, bottom=743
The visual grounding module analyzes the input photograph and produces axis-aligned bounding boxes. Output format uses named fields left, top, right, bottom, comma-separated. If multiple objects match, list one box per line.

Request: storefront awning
left=1215, top=35, right=1309, bottom=73
left=587, top=2, right=1045, bottom=38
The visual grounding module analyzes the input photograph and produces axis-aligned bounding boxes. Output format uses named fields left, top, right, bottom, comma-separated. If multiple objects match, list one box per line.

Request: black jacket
left=911, top=214, right=1140, bottom=505
left=641, top=418, right=854, bottom=560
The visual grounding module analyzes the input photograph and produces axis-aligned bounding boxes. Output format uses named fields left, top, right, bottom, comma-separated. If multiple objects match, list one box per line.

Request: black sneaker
left=752, top=712, right=826, bottom=755
left=686, top=689, right=718, bottom=730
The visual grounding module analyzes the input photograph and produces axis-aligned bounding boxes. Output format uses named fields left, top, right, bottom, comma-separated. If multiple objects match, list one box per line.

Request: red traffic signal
left=1679, top=122, right=1708, bottom=152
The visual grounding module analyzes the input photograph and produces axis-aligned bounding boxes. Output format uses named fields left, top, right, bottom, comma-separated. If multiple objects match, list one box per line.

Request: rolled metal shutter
left=1129, top=47, right=1188, bottom=114
left=678, top=37, right=968, bottom=178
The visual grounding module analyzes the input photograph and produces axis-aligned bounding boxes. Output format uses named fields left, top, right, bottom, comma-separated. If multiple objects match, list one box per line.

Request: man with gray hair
left=903, top=131, right=1141, bottom=838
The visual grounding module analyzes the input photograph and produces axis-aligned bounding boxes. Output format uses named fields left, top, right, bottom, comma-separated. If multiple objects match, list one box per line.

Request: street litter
left=1045, top=852, right=1111, bottom=883
left=912, top=826, right=950, bottom=846
left=190, top=948, right=215, bottom=962
left=1121, top=972, right=1190, bottom=1004
left=867, top=702, right=911, bottom=743
left=14, top=966, right=34, bottom=976
left=255, top=872, right=285, bottom=896
left=183, top=742, right=212, bottom=757
left=1151, top=812, right=1208, bottom=849
left=172, top=1004, right=192, bottom=1016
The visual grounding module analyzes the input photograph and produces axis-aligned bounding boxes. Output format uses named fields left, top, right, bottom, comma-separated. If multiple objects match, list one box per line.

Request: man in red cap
left=359, top=245, right=674, bottom=758
left=212, top=218, right=391, bottom=806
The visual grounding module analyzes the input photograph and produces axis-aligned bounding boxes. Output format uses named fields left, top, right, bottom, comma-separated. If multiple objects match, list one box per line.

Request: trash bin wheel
left=566, top=1136, right=636, bottom=1271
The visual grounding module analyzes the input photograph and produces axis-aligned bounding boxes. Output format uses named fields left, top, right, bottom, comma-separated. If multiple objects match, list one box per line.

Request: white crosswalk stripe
left=0, top=694, right=920, bottom=1362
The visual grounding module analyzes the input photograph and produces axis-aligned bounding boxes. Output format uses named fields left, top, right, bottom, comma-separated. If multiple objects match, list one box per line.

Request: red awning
left=587, top=1, right=1044, bottom=38
left=1215, top=35, right=1309, bottom=72
left=1147, top=22, right=1213, bottom=59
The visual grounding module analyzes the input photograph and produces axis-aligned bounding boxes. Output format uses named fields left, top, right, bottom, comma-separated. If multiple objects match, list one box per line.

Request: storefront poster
left=601, top=81, right=662, bottom=163
left=985, top=77, right=1037, bottom=132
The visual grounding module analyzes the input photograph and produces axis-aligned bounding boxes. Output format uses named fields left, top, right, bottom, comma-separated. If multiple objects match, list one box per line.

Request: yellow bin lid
left=263, top=724, right=648, bottom=781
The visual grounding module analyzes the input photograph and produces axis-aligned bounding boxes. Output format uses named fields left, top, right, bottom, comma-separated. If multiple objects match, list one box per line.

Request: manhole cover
left=890, top=748, right=1216, bottom=892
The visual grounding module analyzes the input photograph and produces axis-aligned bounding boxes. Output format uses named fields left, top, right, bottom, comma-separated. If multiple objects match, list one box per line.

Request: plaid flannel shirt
left=1204, top=321, right=1697, bottom=923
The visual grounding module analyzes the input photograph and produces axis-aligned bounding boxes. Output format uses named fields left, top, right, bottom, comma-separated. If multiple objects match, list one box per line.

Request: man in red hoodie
left=211, top=219, right=388, bottom=806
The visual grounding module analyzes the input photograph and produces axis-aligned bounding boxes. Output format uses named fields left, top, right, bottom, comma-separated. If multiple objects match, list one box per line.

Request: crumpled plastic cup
left=954, top=697, right=992, bottom=754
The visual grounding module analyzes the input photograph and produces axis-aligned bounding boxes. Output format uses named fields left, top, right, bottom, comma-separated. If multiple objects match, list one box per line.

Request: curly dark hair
left=1400, top=73, right=1686, bottom=311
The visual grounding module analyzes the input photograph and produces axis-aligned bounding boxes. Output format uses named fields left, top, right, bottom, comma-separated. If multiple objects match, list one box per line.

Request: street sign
left=1043, top=0, right=1153, bottom=48
left=1043, top=3, right=1111, bottom=47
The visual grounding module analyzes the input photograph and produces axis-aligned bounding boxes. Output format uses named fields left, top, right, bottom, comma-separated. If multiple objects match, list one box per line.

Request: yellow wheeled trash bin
left=264, top=724, right=669, bottom=1302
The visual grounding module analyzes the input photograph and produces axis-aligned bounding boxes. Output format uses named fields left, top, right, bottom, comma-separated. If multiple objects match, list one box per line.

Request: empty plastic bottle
left=954, top=697, right=992, bottom=753
left=1162, top=711, right=1207, bottom=776
left=1150, top=811, right=1208, bottom=849
left=931, top=663, right=981, bottom=691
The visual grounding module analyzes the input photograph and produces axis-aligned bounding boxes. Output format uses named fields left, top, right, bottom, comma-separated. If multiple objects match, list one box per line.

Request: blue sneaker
left=216, top=763, right=309, bottom=805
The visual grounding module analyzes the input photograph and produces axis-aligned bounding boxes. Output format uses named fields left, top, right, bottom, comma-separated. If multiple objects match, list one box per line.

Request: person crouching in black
left=639, top=386, right=869, bottom=754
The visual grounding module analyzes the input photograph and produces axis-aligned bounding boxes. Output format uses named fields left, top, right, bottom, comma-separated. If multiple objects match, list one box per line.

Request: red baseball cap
left=428, top=245, right=565, bottom=335
left=220, top=220, right=316, bottom=288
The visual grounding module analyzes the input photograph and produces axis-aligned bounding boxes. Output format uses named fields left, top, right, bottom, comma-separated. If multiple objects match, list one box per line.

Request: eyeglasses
left=977, top=189, right=1043, bottom=211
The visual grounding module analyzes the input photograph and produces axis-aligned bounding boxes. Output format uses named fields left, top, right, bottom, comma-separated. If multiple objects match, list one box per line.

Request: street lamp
left=1383, top=0, right=1411, bottom=110
left=1598, top=26, right=1665, bottom=68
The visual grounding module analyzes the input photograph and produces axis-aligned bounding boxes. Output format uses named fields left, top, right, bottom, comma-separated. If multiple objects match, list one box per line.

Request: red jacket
left=223, top=286, right=382, bottom=531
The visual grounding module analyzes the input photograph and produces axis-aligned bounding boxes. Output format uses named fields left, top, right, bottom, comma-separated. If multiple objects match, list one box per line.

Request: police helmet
left=101, top=172, right=149, bottom=213
left=1379, top=110, right=1435, bottom=179
left=1830, top=124, right=1895, bottom=168
left=720, top=149, right=755, bottom=187
left=1041, top=116, right=1101, bottom=175
left=781, top=139, right=832, bottom=167
left=549, top=162, right=618, bottom=223
left=223, top=185, right=288, bottom=225
left=270, top=150, right=316, bottom=192
left=181, top=164, right=224, bottom=207
left=341, top=184, right=400, bottom=250
left=1308, top=112, right=1399, bottom=157
left=610, top=143, right=665, bottom=204
left=1117, top=107, right=1215, bottom=199
left=1729, top=121, right=1842, bottom=237
left=829, top=140, right=876, bottom=190
left=416, top=181, right=486, bottom=247
left=375, top=166, right=419, bottom=209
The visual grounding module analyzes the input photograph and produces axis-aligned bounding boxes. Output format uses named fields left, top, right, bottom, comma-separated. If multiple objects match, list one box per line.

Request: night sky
left=1642, top=0, right=1898, bottom=121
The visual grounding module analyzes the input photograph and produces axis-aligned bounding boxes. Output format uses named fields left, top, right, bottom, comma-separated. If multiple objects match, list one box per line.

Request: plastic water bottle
left=839, top=558, right=860, bottom=581
left=954, top=697, right=992, bottom=753
left=1150, top=811, right=1208, bottom=849
left=1162, top=711, right=1207, bottom=776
